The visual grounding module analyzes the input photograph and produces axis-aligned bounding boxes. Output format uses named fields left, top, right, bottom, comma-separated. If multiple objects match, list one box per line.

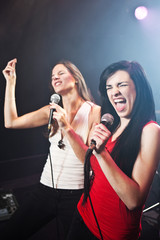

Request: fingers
left=52, top=111, right=68, bottom=129
left=2, top=59, right=17, bottom=78
left=49, top=103, right=63, bottom=113
left=91, top=123, right=111, bottom=151
left=49, top=103, right=68, bottom=129
left=4, top=58, right=17, bottom=71
left=8, top=58, right=17, bottom=67
left=93, top=123, right=111, bottom=139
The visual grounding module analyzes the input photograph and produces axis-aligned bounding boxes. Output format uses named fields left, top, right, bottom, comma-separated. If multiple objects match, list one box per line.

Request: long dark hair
left=99, top=60, right=156, bottom=177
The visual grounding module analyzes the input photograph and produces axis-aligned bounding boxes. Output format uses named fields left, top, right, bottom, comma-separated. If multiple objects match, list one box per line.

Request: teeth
left=55, top=82, right=61, bottom=86
left=114, top=99, right=125, bottom=103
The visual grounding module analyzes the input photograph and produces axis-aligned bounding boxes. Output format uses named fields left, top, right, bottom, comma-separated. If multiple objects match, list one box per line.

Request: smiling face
left=106, top=70, right=136, bottom=119
left=51, top=64, right=77, bottom=96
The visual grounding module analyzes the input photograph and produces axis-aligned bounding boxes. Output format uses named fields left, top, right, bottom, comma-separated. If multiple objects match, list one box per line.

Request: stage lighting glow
left=135, top=6, right=148, bottom=20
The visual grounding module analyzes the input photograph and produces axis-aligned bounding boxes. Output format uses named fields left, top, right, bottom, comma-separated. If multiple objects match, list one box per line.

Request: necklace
left=58, top=131, right=65, bottom=150
left=57, top=99, right=84, bottom=150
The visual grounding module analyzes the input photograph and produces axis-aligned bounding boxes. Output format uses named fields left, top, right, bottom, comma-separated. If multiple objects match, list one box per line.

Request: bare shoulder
left=87, top=103, right=101, bottom=144
left=90, top=103, right=101, bottom=115
left=142, top=122, right=160, bottom=141
left=133, top=122, right=160, bottom=183
left=89, top=103, right=101, bottom=124
left=140, top=122, right=160, bottom=166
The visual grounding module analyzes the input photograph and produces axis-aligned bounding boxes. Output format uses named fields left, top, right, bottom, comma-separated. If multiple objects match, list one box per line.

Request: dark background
left=0, top=0, right=160, bottom=162
left=0, top=1, right=160, bottom=239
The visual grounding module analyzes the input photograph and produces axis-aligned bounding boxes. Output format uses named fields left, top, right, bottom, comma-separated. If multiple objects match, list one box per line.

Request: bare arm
left=92, top=122, right=160, bottom=210
left=50, top=103, right=101, bottom=163
left=65, top=104, right=101, bottom=162
left=3, top=59, right=49, bottom=129
left=87, top=104, right=101, bottom=146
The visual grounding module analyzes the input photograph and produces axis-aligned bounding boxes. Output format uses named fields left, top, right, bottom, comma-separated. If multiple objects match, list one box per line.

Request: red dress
left=78, top=137, right=143, bottom=240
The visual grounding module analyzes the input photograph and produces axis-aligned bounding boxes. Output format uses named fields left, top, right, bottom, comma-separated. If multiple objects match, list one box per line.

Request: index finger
left=8, top=58, right=17, bottom=67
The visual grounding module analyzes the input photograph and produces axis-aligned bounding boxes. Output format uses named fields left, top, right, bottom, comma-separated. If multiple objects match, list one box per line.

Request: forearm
left=94, top=150, right=144, bottom=210
left=4, top=82, right=18, bottom=128
left=64, top=126, right=88, bottom=163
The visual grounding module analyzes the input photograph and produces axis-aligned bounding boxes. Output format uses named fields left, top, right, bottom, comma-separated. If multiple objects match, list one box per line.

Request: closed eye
left=106, top=82, right=129, bottom=91
left=118, top=81, right=129, bottom=87
left=119, top=83, right=128, bottom=87
left=59, top=71, right=64, bottom=75
left=106, top=85, right=112, bottom=90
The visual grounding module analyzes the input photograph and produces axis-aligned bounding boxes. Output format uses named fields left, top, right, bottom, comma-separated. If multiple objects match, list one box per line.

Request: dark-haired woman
left=2, top=58, right=100, bottom=239
left=66, top=61, right=160, bottom=240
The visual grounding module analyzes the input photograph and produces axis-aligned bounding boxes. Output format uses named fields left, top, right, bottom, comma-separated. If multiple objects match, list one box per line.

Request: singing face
left=51, top=64, right=77, bottom=95
left=106, top=70, right=136, bottom=119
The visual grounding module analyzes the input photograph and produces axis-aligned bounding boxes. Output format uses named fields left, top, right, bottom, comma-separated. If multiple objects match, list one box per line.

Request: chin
left=117, top=112, right=129, bottom=118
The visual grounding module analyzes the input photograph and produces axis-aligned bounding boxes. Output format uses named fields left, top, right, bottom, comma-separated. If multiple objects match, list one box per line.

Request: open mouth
left=54, top=81, right=62, bottom=86
left=114, top=98, right=126, bottom=112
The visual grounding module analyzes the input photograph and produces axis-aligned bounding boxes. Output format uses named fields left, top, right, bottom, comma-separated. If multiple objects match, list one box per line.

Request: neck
left=120, top=117, right=131, bottom=129
left=112, top=117, right=130, bottom=141
left=61, top=93, right=85, bottom=124
left=62, top=93, right=84, bottom=113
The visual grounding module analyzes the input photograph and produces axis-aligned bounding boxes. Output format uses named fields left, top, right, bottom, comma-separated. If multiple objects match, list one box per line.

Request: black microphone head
left=50, top=94, right=60, bottom=104
left=101, top=113, right=114, bottom=132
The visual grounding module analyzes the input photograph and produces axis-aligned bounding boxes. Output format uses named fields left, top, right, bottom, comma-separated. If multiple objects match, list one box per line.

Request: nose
left=111, top=86, right=121, bottom=96
left=52, top=74, right=59, bottom=81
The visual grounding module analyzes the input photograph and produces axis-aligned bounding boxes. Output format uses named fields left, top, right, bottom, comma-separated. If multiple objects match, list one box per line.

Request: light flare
left=135, top=6, right=148, bottom=20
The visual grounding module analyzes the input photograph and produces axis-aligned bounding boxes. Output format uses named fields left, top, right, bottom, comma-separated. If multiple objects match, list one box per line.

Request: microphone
left=48, top=94, right=60, bottom=133
left=100, top=113, right=114, bottom=131
left=90, top=113, right=114, bottom=149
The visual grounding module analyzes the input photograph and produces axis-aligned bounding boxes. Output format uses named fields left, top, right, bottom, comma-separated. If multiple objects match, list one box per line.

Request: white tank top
left=40, top=101, right=94, bottom=189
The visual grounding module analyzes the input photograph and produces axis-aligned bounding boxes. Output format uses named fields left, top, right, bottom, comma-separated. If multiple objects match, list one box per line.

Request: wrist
left=63, top=124, right=73, bottom=133
left=6, top=80, right=16, bottom=88
left=5, top=97, right=16, bottom=101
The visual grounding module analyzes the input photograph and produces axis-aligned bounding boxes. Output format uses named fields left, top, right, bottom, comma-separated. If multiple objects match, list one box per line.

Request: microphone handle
left=48, top=108, right=56, bottom=132
left=89, top=139, right=96, bottom=150
left=89, top=120, right=112, bottom=150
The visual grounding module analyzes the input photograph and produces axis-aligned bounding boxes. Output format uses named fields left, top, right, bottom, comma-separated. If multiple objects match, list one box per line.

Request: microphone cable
left=83, top=141, right=104, bottom=240
left=83, top=113, right=114, bottom=240
left=48, top=147, right=54, bottom=188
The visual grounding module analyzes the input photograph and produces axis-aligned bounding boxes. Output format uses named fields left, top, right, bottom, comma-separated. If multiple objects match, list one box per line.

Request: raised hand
left=2, top=58, right=17, bottom=85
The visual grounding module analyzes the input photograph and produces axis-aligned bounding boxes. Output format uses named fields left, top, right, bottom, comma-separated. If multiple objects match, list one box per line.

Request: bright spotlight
left=135, top=6, right=148, bottom=20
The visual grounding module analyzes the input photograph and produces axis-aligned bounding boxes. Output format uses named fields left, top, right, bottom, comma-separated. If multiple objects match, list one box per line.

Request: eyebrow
left=106, top=81, right=129, bottom=86
left=52, top=70, right=64, bottom=77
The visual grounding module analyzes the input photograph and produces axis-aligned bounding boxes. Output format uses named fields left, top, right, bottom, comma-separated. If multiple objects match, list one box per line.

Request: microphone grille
left=101, top=113, right=114, bottom=126
left=50, top=94, right=60, bottom=104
